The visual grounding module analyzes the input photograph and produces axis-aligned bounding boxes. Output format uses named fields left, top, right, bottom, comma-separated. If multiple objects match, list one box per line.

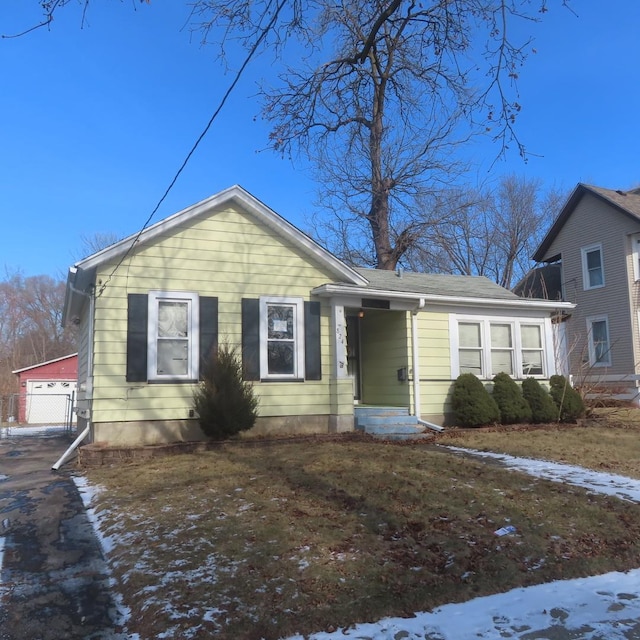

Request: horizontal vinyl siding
left=543, top=194, right=636, bottom=377
left=417, top=312, right=451, bottom=379
left=416, top=312, right=453, bottom=421
left=420, top=381, right=455, bottom=422
left=90, top=204, right=340, bottom=423
left=360, top=310, right=411, bottom=407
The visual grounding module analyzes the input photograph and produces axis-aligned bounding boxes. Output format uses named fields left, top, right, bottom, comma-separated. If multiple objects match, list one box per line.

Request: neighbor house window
left=632, top=234, right=640, bottom=282
left=581, top=244, right=604, bottom=290
left=454, top=317, right=547, bottom=379
left=148, top=291, right=199, bottom=381
left=587, top=315, right=611, bottom=367
left=259, top=297, right=305, bottom=379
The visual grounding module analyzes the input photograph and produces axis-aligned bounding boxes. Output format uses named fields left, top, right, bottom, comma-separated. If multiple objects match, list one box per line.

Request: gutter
left=311, top=283, right=575, bottom=312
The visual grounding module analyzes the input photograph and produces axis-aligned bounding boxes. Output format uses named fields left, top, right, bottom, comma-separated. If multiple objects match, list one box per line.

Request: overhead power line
left=97, top=0, right=287, bottom=296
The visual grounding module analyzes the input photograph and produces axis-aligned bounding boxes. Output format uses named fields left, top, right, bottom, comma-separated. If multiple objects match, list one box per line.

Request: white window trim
left=631, top=234, right=640, bottom=282
left=450, top=315, right=548, bottom=379
left=148, top=290, right=199, bottom=381
left=259, top=296, right=305, bottom=379
left=586, top=314, right=611, bottom=368
left=581, top=243, right=605, bottom=290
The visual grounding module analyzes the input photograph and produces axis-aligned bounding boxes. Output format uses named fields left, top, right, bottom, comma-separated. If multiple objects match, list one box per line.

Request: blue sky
left=2, top=2, right=640, bottom=278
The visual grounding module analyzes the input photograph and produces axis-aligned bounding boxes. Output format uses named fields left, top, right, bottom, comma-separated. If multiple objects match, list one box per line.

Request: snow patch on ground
left=68, top=443, right=640, bottom=640
left=441, top=445, right=640, bottom=502
left=284, top=568, right=640, bottom=639
left=0, top=425, right=71, bottom=438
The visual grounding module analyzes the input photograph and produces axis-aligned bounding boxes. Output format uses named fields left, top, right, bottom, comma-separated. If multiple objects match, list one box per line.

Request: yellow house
left=62, top=186, right=573, bottom=446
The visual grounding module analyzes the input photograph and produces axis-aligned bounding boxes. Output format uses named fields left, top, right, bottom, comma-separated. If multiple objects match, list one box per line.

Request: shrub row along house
left=519, top=184, right=640, bottom=403
left=63, top=186, right=572, bottom=446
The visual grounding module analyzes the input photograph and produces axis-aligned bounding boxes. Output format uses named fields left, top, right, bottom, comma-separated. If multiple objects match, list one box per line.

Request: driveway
left=0, top=427, right=118, bottom=640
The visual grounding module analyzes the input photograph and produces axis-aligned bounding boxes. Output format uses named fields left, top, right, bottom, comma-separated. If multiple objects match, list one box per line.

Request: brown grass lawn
left=85, top=413, right=640, bottom=640
left=439, top=407, right=640, bottom=479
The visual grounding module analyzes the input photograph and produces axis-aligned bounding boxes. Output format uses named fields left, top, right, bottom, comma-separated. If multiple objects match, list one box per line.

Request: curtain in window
left=586, top=250, right=603, bottom=287
left=157, top=301, right=189, bottom=376
left=592, top=320, right=609, bottom=363
left=267, top=304, right=295, bottom=374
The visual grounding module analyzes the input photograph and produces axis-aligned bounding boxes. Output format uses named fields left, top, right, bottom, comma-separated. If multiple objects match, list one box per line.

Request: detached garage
left=13, top=354, right=78, bottom=425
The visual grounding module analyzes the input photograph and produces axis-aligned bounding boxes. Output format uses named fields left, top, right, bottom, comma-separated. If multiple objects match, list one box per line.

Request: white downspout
left=53, top=277, right=95, bottom=469
left=411, top=299, right=425, bottom=418
left=412, top=298, right=445, bottom=433
left=52, top=425, right=90, bottom=470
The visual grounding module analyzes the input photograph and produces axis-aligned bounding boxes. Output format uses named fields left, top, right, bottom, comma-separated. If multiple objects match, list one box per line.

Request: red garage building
left=13, top=354, right=78, bottom=425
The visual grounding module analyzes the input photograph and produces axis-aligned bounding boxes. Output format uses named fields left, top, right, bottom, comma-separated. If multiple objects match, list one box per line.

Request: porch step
left=354, top=406, right=429, bottom=441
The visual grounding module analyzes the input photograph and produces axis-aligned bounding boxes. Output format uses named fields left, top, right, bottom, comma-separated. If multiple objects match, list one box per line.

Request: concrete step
left=354, top=406, right=410, bottom=417
left=363, top=423, right=424, bottom=435
left=355, top=406, right=413, bottom=431
left=360, top=414, right=419, bottom=427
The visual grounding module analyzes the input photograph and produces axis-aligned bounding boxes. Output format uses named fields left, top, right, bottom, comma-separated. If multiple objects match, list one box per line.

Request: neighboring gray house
left=531, top=183, right=640, bottom=402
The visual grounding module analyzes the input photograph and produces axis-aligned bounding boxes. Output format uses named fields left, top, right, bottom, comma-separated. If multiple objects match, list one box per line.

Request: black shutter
left=199, top=296, right=219, bottom=378
left=242, top=298, right=260, bottom=380
left=126, top=293, right=148, bottom=382
left=304, top=300, right=322, bottom=380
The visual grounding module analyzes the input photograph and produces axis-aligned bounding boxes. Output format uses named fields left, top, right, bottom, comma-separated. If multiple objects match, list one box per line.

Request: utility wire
left=97, top=0, right=287, bottom=296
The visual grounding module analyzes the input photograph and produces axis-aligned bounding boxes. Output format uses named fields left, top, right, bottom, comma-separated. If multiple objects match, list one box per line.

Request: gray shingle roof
left=587, top=185, right=640, bottom=218
left=355, top=268, right=520, bottom=300
left=533, top=183, right=640, bottom=262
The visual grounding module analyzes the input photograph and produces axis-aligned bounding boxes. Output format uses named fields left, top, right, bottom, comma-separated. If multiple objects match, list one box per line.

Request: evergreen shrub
left=491, top=372, right=532, bottom=424
left=522, top=377, right=558, bottom=423
left=193, top=343, right=259, bottom=440
left=451, top=373, right=500, bottom=427
left=549, top=374, right=585, bottom=422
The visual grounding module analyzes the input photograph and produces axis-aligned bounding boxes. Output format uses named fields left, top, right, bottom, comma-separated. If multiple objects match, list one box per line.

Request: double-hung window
left=632, top=234, right=640, bottom=282
left=458, top=322, right=483, bottom=376
left=586, top=315, right=611, bottom=367
left=521, top=324, right=544, bottom=375
left=490, top=324, right=514, bottom=376
left=148, top=291, right=199, bottom=381
left=581, top=244, right=604, bottom=290
left=259, top=297, right=305, bottom=379
left=454, top=317, right=547, bottom=378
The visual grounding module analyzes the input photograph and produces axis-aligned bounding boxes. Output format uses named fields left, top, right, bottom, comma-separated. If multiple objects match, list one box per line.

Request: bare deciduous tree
left=192, top=1, right=568, bottom=269
left=14, top=1, right=569, bottom=271
left=0, top=272, right=76, bottom=398
left=77, top=232, right=122, bottom=260
left=406, top=175, right=564, bottom=289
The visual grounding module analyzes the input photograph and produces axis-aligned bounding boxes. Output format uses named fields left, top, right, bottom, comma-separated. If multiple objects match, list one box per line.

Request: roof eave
left=312, top=283, right=575, bottom=311
left=73, top=185, right=367, bottom=286
left=533, top=183, right=640, bottom=262
left=12, top=352, right=78, bottom=375
left=62, top=266, right=96, bottom=327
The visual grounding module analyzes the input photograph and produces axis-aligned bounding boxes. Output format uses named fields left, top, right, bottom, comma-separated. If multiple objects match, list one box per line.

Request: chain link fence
left=0, top=391, right=76, bottom=430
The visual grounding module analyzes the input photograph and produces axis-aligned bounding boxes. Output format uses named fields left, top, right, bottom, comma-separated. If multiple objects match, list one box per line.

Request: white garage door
left=26, top=380, right=77, bottom=424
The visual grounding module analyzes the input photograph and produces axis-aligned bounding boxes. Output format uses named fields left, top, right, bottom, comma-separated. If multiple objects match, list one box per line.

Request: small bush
left=194, top=343, right=259, bottom=439
left=549, top=375, right=585, bottom=422
left=522, top=377, right=558, bottom=423
left=451, top=373, right=500, bottom=427
left=491, top=372, right=532, bottom=424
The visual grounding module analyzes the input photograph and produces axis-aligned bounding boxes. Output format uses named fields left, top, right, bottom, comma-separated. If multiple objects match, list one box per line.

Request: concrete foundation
left=90, top=414, right=355, bottom=447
